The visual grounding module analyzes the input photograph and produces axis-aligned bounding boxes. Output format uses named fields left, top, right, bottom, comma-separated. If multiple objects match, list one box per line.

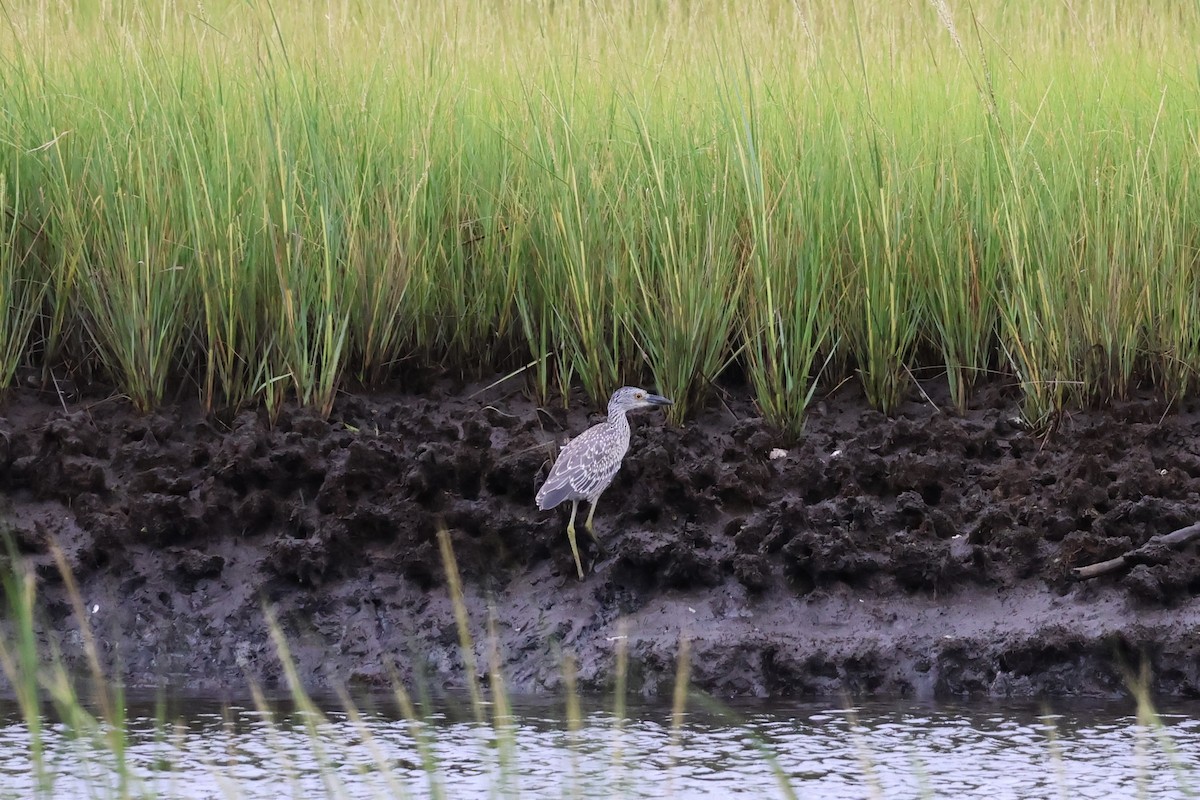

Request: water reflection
left=0, top=694, right=1195, bottom=799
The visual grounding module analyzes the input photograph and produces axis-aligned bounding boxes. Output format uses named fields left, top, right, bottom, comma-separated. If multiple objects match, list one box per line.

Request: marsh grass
left=917, top=157, right=1002, bottom=413
left=0, top=542, right=135, bottom=798
left=734, top=98, right=833, bottom=439
left=0, top=172, right=43, bottom=390
left=3, top=2, right=1200, bottom=428
left=519, top=59, right=638, bottom=407
left=619, top=93, right=748, bottom=423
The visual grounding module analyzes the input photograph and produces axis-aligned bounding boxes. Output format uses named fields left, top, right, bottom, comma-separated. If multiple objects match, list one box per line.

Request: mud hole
left=2, top=377, right=1200, bottom=700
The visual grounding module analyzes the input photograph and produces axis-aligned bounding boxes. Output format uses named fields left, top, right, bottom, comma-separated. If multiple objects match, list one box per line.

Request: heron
left=536, top=386, right=673, bottom=579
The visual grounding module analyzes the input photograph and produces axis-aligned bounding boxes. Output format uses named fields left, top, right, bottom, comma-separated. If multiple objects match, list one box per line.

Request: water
left=0, top=692, right=1195, bottom=799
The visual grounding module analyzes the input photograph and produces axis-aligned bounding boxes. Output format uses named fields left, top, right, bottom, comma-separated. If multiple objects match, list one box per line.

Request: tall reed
left=2, top=1, right=1199, bottom=430
left=519, top=60, right=635, bottom=406
left=732, top=76, right=832, bottom=438
left=0, top=172, right=43, bottom=391
left=619, top=91, right=747, bottom=422
left=918, top=157, right=1002, bottom=413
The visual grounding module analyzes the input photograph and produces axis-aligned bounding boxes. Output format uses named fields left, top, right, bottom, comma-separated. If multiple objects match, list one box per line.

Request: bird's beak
left=646, top=394, right=673, bottom=406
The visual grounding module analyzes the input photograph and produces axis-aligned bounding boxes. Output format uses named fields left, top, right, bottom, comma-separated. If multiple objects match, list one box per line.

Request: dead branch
left=1071, top=520, right=1200, bottom=580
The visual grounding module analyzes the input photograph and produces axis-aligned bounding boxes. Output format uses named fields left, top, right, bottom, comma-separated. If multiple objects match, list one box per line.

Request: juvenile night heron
left=536, top=386, right=673, bottom=579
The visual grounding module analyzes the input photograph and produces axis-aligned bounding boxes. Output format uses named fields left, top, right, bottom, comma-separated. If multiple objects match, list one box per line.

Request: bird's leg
left=584, top=496, right=606, bottom=556
left=566, top=500, right=585, bottom=580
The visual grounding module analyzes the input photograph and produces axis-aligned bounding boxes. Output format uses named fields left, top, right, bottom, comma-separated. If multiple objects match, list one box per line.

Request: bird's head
left=608, top=386, right=673, bottom=415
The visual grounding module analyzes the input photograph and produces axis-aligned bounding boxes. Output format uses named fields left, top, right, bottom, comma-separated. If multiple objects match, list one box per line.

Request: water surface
left=0, top=693, right=1194, bottom=799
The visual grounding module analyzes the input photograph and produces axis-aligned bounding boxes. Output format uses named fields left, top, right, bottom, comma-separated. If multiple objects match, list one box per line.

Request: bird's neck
left=607, top=408, right=630, bottom=430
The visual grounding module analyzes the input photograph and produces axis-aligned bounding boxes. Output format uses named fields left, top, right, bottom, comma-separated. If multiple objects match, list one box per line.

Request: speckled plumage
left=536, top=386, right=673, bottom=579
left=535, top=410, right=632, bottom=511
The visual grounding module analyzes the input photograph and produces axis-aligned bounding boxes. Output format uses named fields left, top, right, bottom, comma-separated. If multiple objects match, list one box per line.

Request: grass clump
left=1, top=2, right=1200, bottom=429
left=0, top=171, right=43, bottom=391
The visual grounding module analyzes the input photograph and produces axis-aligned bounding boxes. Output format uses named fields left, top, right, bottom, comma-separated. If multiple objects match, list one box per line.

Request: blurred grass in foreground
left=0, top=533, right=1194, bottom=798
left=2, top=2, right=1200, bottom=429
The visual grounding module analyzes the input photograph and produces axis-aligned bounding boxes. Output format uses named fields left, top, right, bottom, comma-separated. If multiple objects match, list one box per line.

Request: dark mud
left=2, top=377, right=1200, bottom=700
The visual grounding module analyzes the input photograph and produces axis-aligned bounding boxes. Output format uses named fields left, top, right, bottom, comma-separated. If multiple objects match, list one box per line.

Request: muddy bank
left=1, top=377, right=1199, bottom=700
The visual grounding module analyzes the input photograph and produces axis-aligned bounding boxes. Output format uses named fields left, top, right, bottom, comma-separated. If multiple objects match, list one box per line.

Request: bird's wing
left=535, top=425, right=621, bottom=510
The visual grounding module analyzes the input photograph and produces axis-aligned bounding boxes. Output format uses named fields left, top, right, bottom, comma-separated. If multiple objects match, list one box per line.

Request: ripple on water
left=0, top=698, right=1196, bottom=798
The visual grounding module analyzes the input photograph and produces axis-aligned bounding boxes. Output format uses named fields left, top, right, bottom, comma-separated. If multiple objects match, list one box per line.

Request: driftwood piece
left=1072, top=521, right=1200, bottom=580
